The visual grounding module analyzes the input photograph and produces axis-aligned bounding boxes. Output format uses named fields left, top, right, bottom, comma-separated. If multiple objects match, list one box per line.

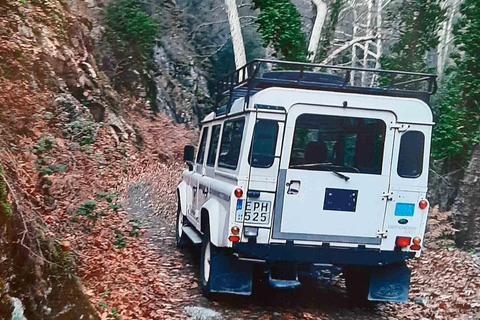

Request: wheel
left=175, top=198, right=189, bottom=248
left=200, top=224, right=217, bottom=297
left=344, top=266, right=372, bottom=305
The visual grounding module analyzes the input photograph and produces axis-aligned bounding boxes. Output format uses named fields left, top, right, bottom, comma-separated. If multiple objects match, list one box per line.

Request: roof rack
left=214, top=59, right=437, bottom=115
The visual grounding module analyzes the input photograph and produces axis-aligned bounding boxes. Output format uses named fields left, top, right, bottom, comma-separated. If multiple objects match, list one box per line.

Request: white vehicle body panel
left=178, top=86, right=432, bottom=256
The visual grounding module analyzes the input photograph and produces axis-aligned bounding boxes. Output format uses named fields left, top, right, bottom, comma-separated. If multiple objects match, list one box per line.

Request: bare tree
left=308, top=0, right=328, bottom=62
left=225, top=0, right=248, bottom=70
left=437, top=0, right=460, bottom=79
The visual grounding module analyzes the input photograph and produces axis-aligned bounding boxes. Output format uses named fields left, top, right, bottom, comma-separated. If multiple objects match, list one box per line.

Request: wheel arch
left=201, top=197, right=229, bottom=247
left=177, top=181, right=188, bottom=216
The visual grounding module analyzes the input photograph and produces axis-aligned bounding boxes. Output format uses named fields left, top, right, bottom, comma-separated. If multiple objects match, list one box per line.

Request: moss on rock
left=0, top=164, right=12, bottom=217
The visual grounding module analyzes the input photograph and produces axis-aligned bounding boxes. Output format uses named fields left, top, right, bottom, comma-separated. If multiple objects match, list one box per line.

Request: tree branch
left=320, top=35, right=378, bottom=65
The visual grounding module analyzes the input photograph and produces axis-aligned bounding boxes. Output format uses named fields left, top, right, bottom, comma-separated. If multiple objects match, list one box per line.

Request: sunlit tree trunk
left=308, top=0, right=328, bottom=62
left=375, top=0, right=383, bottom=69
left=351, top=5, right=359, bottom=84
left=361, top=0, right=374, bottom=85
left=437, top=0, right=455, bottom=79
left=225, top=0, right=247, bottom=72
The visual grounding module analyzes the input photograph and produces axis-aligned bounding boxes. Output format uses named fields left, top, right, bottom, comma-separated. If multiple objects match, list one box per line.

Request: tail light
left=234, top=188, right=243, bottom=198
left=228, top=235, right=240, bottom=242
left=419, top=200, right=428, bottom=209
left=411, top=237, right=422, bottom=250
left=231, top=226, right=240, bottom=235
left=396, top=236, right=411, bottom=247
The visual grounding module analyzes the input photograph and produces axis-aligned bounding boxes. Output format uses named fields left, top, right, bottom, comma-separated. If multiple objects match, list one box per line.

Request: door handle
left=286, top=180, right=300, bottom=195
left=202, top=188, right=209, bottom=196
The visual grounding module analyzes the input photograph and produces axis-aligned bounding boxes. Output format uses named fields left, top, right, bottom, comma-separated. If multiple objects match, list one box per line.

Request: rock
left=10, top=297, right=26, bottom=320
left=415, top=298, right=427, bottom=306
left=184, top=306, right=222, bottom=320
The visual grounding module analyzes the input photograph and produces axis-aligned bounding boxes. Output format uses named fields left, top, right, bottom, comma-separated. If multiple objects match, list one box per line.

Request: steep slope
left=0, top=0, right=200, bottom=318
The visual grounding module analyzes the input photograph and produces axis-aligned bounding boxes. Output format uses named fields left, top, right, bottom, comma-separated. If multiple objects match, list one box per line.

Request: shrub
left=103, top=0, right=158, bottom=75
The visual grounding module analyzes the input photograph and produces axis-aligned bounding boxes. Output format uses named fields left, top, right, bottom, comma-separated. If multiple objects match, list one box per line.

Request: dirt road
left=125, top=179, right=400, bottom=320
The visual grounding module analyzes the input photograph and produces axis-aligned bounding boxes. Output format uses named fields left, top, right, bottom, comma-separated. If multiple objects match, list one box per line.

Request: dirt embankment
left=0, top=0, right=194, bottom=318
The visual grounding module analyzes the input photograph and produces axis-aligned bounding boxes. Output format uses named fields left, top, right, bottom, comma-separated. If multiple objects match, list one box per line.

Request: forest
left=0, top=0, right=479, bottom=319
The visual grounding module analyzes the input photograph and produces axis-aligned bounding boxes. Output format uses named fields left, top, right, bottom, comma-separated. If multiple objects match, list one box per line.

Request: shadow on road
left=180, top=244, right=383, bottom=320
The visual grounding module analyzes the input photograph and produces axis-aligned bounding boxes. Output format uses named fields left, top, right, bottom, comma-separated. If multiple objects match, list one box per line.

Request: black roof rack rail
left=214, top=59, right=437, bottom=116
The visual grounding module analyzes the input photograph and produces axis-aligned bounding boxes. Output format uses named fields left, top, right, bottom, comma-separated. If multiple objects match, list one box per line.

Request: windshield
left=289, top=114, right=386, bottom=175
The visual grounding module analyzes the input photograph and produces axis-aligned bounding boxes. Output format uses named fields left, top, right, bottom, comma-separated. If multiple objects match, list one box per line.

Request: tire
left=175, top=198, right=189, bottom=248
left=200, top=224, right=217, bottom=297
left=344, top=266, right=372, bottom=306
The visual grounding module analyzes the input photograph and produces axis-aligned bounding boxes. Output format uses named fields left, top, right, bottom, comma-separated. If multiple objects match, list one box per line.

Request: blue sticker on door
left=395, top=203, right=415, bottom=216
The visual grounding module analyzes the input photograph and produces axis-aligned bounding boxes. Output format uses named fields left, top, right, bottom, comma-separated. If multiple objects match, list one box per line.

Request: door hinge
left=376, top=230, right=388, bottom=239
left=390, top=123, right=410, bottom=132
left=382, top=191, right=394, bottom=201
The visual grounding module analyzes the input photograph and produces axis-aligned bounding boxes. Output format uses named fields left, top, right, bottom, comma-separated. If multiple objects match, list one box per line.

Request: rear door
left=272, top=104, right=396, bottom=245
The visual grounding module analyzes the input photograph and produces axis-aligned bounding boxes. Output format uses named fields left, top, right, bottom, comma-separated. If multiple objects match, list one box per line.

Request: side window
left=207, top=125, right=221, bottom=167
left=218, top=118, right=245, bottom=170
left=196, top=127, right=209, bottom=164
left=398, top=131, right=425, bottom=178
left=249, top=120, right=279, bottom=168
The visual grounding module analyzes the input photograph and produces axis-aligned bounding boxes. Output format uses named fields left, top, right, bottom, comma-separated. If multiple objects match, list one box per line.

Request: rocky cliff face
left=0, top=0, right=205, bottom=318
left=152, top=0, right=211, bottom=126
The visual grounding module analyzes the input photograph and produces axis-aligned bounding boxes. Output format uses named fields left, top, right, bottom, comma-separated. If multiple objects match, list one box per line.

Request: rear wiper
left=290, top=163, right=350, bottom=181
left=331, top=170, right=350, bottom=181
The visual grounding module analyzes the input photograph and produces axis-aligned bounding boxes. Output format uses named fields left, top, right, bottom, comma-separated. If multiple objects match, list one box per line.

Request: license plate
left=244, top=200, right=271, bottom=224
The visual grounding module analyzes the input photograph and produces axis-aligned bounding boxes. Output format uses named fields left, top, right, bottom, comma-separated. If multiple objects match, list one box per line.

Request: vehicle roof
left=214, top=59, right=437, bottom=118
left=203, top=87, right=433, bottom=125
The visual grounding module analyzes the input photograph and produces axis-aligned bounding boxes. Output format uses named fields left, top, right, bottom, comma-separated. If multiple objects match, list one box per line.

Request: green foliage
left=431, top=0, right=480, bottom=164
left=108, top=203, right=122, bottom=211
left=103, top=0, right=158, bottom=74
left=0, top=164, right=12, bottom=217
left=252, top=0, right=309, bottom=62
left=96, top=192, right=119, bottom=204
left=380, top=0, right=445, bottom=77
left=316, top=0, right=343, bottom=63
left=67, top=120, right=96, bottom=146
left=76, top=200, right=97, bottom=221
left=31, top=136, right=67, bottom=179
left=129, top=219, right=140, bottom=238
left=112, top=228, right=127, bottom=249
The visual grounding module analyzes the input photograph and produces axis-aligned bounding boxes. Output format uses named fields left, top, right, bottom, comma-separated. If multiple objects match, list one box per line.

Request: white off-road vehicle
left=176, top=59, right=436, bottom=302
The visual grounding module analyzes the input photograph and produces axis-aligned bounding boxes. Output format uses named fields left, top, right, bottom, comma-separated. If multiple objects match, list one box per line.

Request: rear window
left=398, top=131, right=425, bottom=178
left=218, top=118, right=245, bottom=170
left=289, top=114, right=386, bottom=174
left=196, top=127, right=209, bottom=164
left=249, top=120, right=279, bottom=168
left=207, top=125, right=221, bottom=167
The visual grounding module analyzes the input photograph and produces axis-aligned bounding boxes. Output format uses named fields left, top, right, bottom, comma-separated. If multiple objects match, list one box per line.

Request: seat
left=304, top=141, right=327, bottom=164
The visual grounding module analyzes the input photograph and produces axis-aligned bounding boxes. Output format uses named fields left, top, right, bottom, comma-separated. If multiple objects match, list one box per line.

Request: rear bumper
left=233, top=242, right=415, bottom=266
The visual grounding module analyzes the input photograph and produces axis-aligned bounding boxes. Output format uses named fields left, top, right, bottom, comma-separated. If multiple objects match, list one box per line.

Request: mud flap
left=210, top=251, right=253, bottom=295
left=368, top=262, right=411, bottom=302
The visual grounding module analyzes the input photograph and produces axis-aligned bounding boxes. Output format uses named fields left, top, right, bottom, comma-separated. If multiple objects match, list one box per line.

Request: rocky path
left=124, top=180, right=393, bottom=320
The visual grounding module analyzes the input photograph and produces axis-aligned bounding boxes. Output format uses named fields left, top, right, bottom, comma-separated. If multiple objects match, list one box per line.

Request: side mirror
left=184, top=145, right=195, bottom=171
left=184, top=145, right=195, bottom=162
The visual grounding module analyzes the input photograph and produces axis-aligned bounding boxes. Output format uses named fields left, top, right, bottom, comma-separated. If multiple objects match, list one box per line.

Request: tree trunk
left=225, top=0, right=247, bottom=71
left=374, top=0, right=383, bottom=69
left=351, top=5, right=359, bottom=85
left=361, top=0, right=374, bottom=85
left=437, top=1, right=456, bottom=79
left=452, top=143, right=480, bottom=249
left=308, top=0, right=328, bottom=62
